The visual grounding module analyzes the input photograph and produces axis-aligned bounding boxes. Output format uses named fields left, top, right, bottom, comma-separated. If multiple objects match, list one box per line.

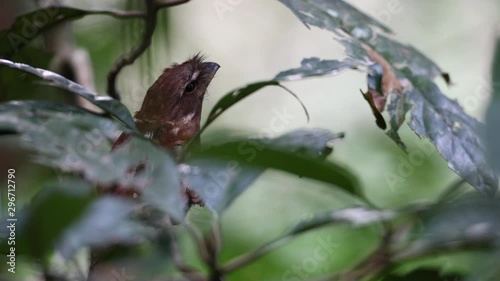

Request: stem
left=106, top=0, right=191, bottom=100
left=165, top=218, right=206, bottom=281
left=220, top=235, right=293, bottom=273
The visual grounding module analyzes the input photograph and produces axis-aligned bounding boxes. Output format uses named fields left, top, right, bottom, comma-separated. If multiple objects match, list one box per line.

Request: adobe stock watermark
left=197, top=106, right=297, bottom=200
left=6, top=0, right=62, bottom=54
left=281, top=234, right=340, bottom=281
left=366, top=0, right=414, bottom=26
left=213, top=0, right=245, bottom=20
left=384, top=140, right=435, bottom=191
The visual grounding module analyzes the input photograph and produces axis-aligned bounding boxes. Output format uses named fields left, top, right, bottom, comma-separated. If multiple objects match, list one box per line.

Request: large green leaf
left=0, top=101, right=185, bottom=221
left=278, top=1, right=448, bottom=83
left=276, top=0, right=498, bottom=194
left=58, top=196, right=146, bottom=259
left=404, top=71, right=498, bottom=196
left=184, top=129, right=359, bottom=213
left=0, top=59, right=136, bottom=130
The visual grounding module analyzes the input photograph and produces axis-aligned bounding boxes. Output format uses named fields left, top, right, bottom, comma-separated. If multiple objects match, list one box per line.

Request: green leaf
left=1, top=178, right=94, bottom=260
left=58, top=196, right=145, bottom=259
left=201, top=81, right=309, bottom=133
left=275, top=0, right=497, bottom=194
left=0, top=59, right=136, bottom=131
left=274, top=57, right=362, bottom=81
left=278, top=1, right=448, bottom=83
left=0, top=101, right=185, bottom=220
left=184, top=129, right=359, bottom=212
left=278, top=0, right=392, bottom=39
left=486, top=38, right=500, bottom=175
left=404, top=72, right=498, bottom=195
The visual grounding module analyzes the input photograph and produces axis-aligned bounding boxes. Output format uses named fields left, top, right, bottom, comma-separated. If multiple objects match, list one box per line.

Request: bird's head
left=135, top=54, right=220, bottom=123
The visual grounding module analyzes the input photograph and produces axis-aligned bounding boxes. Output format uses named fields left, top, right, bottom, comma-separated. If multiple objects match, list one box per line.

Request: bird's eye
left=185, top=82, right=196, bottom=93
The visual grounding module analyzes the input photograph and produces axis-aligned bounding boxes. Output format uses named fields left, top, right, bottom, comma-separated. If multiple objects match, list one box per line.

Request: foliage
left=0, top=1, right=499, bottom=281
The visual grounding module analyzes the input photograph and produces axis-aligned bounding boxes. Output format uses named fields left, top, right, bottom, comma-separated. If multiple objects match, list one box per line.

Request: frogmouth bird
left=89, top=55, right=219, bottom=280
left=111, top=54, right=220, bottom=205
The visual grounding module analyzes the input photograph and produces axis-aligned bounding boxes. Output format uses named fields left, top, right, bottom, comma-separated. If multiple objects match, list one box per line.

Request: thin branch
left=106, top=0, right=191, bottom=100
left=338, top=227, right=393, bottom=281
left=220, top=235, right=293, bottom=273
left=206, top=218, right=223, bottom=281
left=165, top=218, right=206, bottom=281
left=185, top=222, right=211, bottom=263
left=107, top=0, right=156, bottom=100
left=87, top=8, right=145, bottom=19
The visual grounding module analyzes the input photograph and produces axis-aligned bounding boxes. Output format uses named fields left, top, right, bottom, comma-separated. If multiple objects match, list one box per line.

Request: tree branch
left=220, top=235, right=293, bottom=273
left=106, top=0, right=191, bottom=100
left=165, top=218, right=206, bottom=281
left=88, top=9, right=145, bottom=19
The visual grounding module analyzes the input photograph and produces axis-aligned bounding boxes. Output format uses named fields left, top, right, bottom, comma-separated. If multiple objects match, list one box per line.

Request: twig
left=185, top=222, right=211, bottom=263
left=86, top=8, right=145, bottom=19
left=165, top=218, right=206, bottom=281
left=338, top=226, right=393, bottom=281
left=107, top=0, right=157, bottom=100
left=205, top=218, right=223, bottom=281
left=106, top=0, right=191, bottom=100
left=220, top=235, right=293, bottom=273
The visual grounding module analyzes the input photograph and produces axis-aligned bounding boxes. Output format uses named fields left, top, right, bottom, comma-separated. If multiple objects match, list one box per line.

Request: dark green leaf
left=183, top=158, right=262, bottom=213
left=466, top=250, right=500, bottom=281
left=0, top=101, right=185, bottom=220
left=278, top=1, right=448, bottom=83
left=58, top=196, right=145, bottom=259
left=404, top=72, right=498, bottom=195
left=486, top=38, right=500, bottom=175
left=1, top=178, right=94, bottom=260
left=400, top=196, right=500, bottom=258
left=278, top=0, right=392, bottom=39
left=274, top=57, right=362, bottom=81
left=185, top=129, right=360, bottom=212
left=0, top=59, right=136, bottom=130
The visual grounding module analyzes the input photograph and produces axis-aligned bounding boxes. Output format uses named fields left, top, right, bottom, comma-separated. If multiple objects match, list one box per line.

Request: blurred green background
left=1, top=0, right=499, bottom=280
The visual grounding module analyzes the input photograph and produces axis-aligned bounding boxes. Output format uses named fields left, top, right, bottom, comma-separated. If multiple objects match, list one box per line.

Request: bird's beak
left=203, top=62, right=220, bottom=74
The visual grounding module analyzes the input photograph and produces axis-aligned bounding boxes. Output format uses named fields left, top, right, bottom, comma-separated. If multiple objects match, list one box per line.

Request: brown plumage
left=89, top=56, right=219, bottom=280
left=110, top=55, right=220, bottom=204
